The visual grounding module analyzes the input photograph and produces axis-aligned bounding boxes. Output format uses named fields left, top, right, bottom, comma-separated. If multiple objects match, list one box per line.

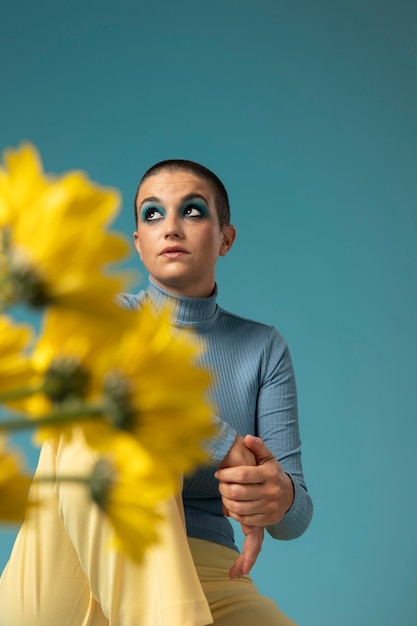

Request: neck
left=151, top=278, right=216, bottom=299
left=145, top=277, right=219, bottom=331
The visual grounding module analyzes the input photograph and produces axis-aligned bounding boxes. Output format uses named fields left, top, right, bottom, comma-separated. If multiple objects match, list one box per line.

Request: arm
left=215, top=331, right=313, bottom=540
left=203, top=414, right=239, bottom=465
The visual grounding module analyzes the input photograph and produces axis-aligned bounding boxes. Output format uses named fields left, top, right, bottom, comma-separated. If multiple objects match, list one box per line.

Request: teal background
left=1, top=1, right=416, bottom=624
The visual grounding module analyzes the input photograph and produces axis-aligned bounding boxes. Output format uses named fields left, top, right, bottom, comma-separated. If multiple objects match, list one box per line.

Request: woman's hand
left=215, top=435, right=294, bottom=528
left=218, top=434, right=263, bottom=578
left=227, top=523, right=264, bottom=580
left=216, top=434, right=293, bottom=579
left=218, top=433, right=256, bottom=471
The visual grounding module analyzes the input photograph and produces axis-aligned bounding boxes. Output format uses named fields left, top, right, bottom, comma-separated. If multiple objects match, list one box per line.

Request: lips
left=159, top=246, right=189, bottom=256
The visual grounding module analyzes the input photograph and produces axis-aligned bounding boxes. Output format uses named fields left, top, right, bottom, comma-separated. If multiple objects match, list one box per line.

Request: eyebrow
left=139, top=193, right=209, bottom=209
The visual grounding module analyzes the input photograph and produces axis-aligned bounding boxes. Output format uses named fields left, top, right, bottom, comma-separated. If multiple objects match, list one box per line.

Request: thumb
left=243, top=434, right=275, bottom=465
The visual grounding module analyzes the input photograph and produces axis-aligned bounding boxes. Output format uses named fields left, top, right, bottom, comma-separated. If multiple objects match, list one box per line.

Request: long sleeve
left=118, top=280, right=313, bottom=551
left=254, top=330, right=313, bottom=540
left=202, top=415, right=237, bottom=465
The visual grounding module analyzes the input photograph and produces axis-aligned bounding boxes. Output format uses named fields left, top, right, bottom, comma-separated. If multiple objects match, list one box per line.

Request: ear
left=219, top=225, right=236, bottom=257
left=133, top=231, right=143, bottom=260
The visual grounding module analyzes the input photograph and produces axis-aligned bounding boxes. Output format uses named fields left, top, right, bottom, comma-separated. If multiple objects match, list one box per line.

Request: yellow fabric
left=188, top=538, right=298, bottom=626
left=0, top=433, right=213, bottom=626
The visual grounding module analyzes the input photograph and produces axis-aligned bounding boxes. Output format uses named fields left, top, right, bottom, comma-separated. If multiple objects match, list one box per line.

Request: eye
left=183, top=204, right=206, bottom=218
left=141, top=207, right=164, bottom=222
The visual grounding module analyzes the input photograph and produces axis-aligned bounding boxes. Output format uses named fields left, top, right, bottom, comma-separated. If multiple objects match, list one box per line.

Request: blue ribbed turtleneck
left=140, top=278, right=220, bottom=332
left=119, top=277, right=313, bottom=551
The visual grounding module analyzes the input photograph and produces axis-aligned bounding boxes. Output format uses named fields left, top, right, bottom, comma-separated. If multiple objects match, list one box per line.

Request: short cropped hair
left=134, top=159, right=230, bottom=228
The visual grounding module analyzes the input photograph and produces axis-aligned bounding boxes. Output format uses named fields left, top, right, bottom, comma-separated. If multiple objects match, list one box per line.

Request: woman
left=120, top=159, right=313, bottom=625
left=0, top=159, right=312, bottom=626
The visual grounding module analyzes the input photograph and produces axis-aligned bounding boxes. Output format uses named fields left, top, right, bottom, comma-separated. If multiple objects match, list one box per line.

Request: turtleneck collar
left=143, top=277, right=219, bottom=332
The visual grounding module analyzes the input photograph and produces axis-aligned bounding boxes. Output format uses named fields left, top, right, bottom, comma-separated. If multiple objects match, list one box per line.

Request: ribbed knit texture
left=119, top=278, right=313, bottom=551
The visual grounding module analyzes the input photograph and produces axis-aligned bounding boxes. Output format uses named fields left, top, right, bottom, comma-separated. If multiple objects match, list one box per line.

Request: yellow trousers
left=0, top=433, right=297, bottom=625
left=0, top=433, right=212, bottom=626
left=188, top=538, right=297, bottom=626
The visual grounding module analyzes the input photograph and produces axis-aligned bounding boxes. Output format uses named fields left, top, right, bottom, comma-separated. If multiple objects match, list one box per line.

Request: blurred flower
left=23, top=307, right=121, bottom=441
left=0, top=436, right=34, bottom=523
left=92, top=302, right=215, bottom=474
left=0, top=141, right=215, bottom=564
left=0, top=143, right=132, bottom=315
left=0, top=315, right=35, bottom=397
left=89, top=433, right=176, bottom=562
left=28, top=303, right=214, bottom=473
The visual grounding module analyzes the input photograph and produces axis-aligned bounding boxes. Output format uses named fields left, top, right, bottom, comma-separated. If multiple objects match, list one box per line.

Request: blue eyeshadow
left=140, top=203, right=166, bottom=222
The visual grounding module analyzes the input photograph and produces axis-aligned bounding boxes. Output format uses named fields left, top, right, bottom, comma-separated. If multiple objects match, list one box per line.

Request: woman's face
left=134, top=170, right=235, bottom=297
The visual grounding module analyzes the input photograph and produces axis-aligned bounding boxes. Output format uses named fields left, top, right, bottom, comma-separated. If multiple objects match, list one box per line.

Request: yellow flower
left=0, top=144, right=47, bottom=227
left=0, top=314, right=34, bottom=396
left=0, top=143, right=132, bottom=315
left=89, top=433, right=176, bottom=562
left=29, top=303, right=215, bottom=473
left=0, top=436, right=34, bottom=523
left=24, top=307, right=127, bottom=441
left=92, top=303, right=215, bottom=474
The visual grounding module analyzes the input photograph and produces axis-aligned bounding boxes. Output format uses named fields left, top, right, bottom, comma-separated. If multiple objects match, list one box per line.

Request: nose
left=163, top=213, right=184, bottom=239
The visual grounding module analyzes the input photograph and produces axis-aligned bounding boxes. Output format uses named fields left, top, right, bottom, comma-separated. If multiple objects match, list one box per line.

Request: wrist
left=219, top=434, right=256, bottom=469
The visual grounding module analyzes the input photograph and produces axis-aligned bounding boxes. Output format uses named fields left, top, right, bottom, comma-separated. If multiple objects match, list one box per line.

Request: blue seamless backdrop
left=1, top=2, right=416, bottom=624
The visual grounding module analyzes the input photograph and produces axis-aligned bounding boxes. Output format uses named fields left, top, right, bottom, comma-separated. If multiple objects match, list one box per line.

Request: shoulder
left=216, top=307, right=295, bottom=379
left=116, top=291, right=146, bottom=311
left=217, top=307, right=288, bottom=351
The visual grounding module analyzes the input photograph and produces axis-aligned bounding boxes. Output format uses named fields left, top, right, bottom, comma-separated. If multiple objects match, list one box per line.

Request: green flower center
left=102, top=371, right=137, bottom=432
left=9, top=257, right=50, bottom=308
left=43, top=357, right=90, bottom=403
left=89, top=457, right=116, bottom=511
left=0, top=229, right=51, bottom=309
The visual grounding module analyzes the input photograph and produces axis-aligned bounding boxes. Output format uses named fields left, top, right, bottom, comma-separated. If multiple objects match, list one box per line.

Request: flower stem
left=0, top=383, right=44, bottom=402
left=34, top=474, right=90, bottom=486
left=0, top=402, right=104, bottom=433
